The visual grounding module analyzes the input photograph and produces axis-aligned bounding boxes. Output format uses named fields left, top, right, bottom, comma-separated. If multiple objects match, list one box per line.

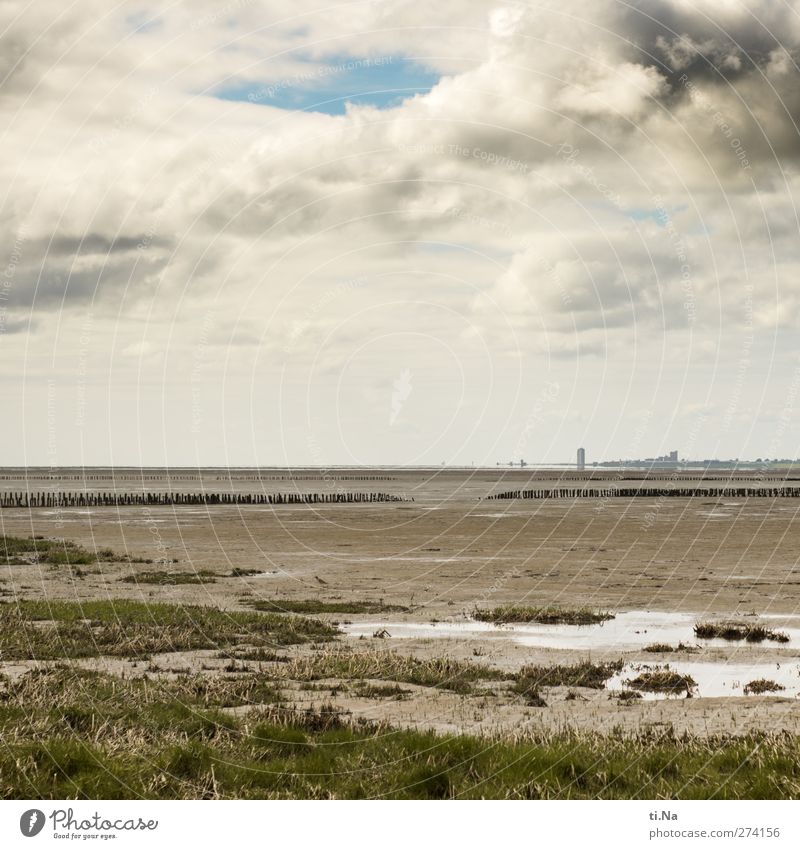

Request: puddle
left=607, top=661, right=800, bottom=700
left=341, top=610, right=800, bottom=651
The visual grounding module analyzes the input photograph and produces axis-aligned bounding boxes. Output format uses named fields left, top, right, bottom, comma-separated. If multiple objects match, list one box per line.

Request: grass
left=615, top=690, right=643, bottom=702
left=522, top=688, right=548, bottom=707
left=1, top=535, right=159, bottom=566
left=512, top=661, right=623, bottom=694
left=275, top=649, right=505, bottom=694
left=121, top=570, right=219, bottom=585
left=643, top=642, right=698, bottom=653
left=248, top=599, right=410, bottom=615
left=350, top=682, right=410, bottom=700
left=694, top=622, right=790, bottom=643
left=625, top=668, right=696, bottom=694
left=2, top=667, right=800, bottom=798
left=217, top=648, right=290, bottom=663
left=474, top=606, right=614, bottom=625
left=1, top=535, right=97, bottom=566
left=744, top=679, right=786, bottom=695
left=0, top=599, right=337, bottom=660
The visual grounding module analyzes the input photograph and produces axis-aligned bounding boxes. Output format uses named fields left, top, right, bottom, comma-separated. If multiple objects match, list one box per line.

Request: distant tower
left=669, top=450, right=678, bottom=462
left=577, top=447, right=586, bottom=471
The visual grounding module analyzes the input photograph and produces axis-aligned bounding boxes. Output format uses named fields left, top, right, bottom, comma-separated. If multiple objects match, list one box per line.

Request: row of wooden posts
left=487, top=487, right=800, bottom=500
left=530, top=475, right=800, bottom=482
left=0, top=491, right=410, bottom=508
left=214, top=475, right=398, bottom=481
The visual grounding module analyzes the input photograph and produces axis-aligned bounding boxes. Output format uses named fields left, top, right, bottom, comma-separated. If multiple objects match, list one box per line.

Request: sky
left=1, top=0, right=800, bottom=466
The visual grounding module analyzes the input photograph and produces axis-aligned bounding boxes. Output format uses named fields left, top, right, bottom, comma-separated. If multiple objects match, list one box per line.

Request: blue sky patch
left=215, top=55, right=441, bottom=114
left=623, top=207, right=665, bottom=223
left=623, top=203, right=688, bottom=225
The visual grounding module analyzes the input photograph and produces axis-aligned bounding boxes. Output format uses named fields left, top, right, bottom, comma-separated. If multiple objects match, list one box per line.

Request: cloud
left=2, top=0, right=800, bottom=462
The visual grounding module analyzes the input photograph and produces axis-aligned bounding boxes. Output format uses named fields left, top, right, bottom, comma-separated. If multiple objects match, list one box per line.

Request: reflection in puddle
left=607, top=661, right=800, bottom=700
left=341, top=610, right=800, bottom=651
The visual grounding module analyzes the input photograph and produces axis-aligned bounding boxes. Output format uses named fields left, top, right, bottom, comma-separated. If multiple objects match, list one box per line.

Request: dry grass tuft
left=625, top=667, right=696, bottom=694
left=0, top=599, right=337, bottom=660
left=743, top=679, right=786, bottom=695
left=474, top=606, right=613, bottom=625
left=694, top=622, right=789, bottom=643
left=512, top=661, right=623, bottom=693
left=276, top=648, right=504, bottom=694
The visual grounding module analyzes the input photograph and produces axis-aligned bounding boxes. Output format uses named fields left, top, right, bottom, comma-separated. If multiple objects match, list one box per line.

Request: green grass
left=0, top=599, right=337, bottom=660
left=1, top=535, right=97, bottom=566
left=1, top=535, right=161, bottom=566
left=512, top=661, right=623, bottom=694
left=1, top=667, right=799, bottom=799
left=121, top=570, right=219, bottom=585
left=694, top=622, right=790, bottom=643
left=248, top=599, right=410, bottom=615
left=474, top=606, right=614, bottom=625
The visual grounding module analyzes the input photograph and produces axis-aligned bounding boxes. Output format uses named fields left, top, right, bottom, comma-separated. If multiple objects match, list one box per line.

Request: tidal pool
left=607, top=660, right=800, bottom=700
left=341, top=610, right=800, bottom=651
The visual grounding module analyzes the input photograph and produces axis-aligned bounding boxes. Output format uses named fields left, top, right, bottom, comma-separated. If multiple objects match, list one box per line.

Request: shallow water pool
left=607, top=660, right=800, bottom=700
left=341, top=610, right=800, bottom=651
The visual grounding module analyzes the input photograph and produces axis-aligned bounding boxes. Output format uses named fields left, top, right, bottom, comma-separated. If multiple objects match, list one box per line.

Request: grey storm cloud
left=47, top=234, right=170, bottom=257
left=7, top=250, right=170, bottom=311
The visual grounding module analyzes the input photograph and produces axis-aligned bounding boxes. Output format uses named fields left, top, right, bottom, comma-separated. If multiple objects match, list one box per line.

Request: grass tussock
left=744, top=679, right=786, bottom=696
left=217, top=648, right=290, bottom=663
left=276, top=649, right=504, bottom=694
left=643, top=642, right=698, bottom=653
left=1, top=535, right=97, bottom=566
left=2, top=535, right=156, bottom=566
left=350, top=682, right=410, bottom=700
left=248, top=599, right=409, bottom=615
left=625, top=667, right=696, bottom=694
left=512, top=660, right=623, bottom=693
left=2, top=668, right=800, bottom=799
left=694, top=622, right=790, bottom=643
left=615, top=690, right=643, bottom=702
left=121, top=570, right=219, bottom=585
left=0, top=599, right=337, bottom=660
left=474, top=606, right=614, bottom=625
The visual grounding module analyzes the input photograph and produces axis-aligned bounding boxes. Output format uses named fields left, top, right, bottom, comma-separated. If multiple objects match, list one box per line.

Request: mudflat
left=2, top=467, right=800, bottom=741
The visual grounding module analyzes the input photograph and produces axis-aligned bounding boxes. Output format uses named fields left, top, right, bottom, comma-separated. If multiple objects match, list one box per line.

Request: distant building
left=669, top=450, right=678, bottom=462
left=577, top=447, right=585, bottom=471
